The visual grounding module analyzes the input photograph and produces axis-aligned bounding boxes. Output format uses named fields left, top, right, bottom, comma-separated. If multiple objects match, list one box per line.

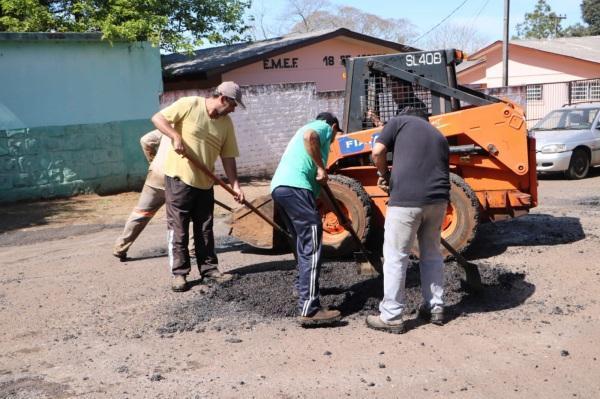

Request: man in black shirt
left=366, top=107, right=450, bottom=334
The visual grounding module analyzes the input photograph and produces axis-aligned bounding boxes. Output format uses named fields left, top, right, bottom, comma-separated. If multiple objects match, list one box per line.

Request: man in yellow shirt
left=151, top=81, right=245, bottom=292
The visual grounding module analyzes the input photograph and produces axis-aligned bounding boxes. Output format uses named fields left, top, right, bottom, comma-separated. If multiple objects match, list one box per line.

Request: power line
left=470, top=0, right=491, bottom=27
left=411, top=0, right=470, bottom=44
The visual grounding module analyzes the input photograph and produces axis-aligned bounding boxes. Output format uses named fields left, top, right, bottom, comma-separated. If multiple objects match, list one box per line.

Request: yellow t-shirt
left=160, top=97, right=239, bottom=189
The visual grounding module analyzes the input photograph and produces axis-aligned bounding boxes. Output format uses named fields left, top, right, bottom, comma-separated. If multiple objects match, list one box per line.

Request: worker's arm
left=221, top=157, right=245, bottom=204
left=367, top=110, right=384, bottom=127
left=140, top=130, right=162, bottom=163
left=372, top=142, right=390, bottom=192
left=303, top=129, right=328, bottom=184
left=151, top=112, right=185, bottom=155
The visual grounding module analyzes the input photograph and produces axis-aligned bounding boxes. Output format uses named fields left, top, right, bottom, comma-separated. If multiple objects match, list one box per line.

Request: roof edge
left=164, top=28, right=419, bottom=80
left=0, top=32, right=125, bottom=42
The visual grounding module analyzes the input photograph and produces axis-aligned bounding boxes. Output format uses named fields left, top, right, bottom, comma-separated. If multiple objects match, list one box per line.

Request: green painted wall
left=0, top=33, right=162, bottom=202
left=0, top=120, right=153, bottom=202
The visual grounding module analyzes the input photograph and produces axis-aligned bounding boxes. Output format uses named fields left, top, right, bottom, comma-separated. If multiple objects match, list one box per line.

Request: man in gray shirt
left=367, top=107, right=450, bottom=333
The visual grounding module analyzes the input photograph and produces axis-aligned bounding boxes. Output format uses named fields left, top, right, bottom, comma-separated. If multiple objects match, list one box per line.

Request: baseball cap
left=316, top=112, right=343, bottom=132
left=216, top=81, right=246, bottom=109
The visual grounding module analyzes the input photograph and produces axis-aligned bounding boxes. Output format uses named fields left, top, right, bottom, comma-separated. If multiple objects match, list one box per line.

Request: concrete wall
left=0, top=120, right=152, bottom=202
left=0, top=33, right=162, bottom=203
left=161, top=83, right=344, bottom=178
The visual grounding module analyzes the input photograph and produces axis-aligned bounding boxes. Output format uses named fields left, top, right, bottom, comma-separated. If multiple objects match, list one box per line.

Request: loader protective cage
left=342, top=49, right=500, bottom=132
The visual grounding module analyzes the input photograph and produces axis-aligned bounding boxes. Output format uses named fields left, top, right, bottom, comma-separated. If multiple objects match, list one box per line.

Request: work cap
left=316, top=112, right=343, bottom=132
left=216, top=81, right=246, bottom=109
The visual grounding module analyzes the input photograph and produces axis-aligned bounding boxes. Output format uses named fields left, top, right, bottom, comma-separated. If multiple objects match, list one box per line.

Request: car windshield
left=532, top=108, right=599, bottom=131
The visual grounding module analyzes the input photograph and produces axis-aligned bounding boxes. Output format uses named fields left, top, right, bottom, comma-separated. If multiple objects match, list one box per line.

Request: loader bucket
left=229, top=194, right=285, bottom=249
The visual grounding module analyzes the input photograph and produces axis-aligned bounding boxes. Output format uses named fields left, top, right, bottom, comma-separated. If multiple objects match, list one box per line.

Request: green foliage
left=515, top=0, right=565, bottom=39
left=581, top=0, right=600, bottom=35
left=0, top=0, right=252, bottom=52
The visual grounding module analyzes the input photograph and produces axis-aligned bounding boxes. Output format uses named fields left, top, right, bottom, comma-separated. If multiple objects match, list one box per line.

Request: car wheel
left=565, top=148, right=590, bottom=180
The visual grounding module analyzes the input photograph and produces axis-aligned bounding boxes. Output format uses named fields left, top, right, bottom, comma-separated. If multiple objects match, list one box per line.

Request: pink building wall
left=223, top=36, right=399, bottom=92
left=459, top=44, right=600, bottom=88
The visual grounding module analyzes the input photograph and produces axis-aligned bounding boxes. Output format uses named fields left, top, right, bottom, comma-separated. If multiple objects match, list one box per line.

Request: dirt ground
left=1, top=173, right=600, bottom=398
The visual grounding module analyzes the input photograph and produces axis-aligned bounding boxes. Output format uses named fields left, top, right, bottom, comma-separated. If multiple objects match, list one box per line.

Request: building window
left=571, top=79, right=600, bottom=101
left=527, top=85, right=543, bottom=101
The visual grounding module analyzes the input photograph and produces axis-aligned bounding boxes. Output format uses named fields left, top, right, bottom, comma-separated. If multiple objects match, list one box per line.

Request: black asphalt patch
left=0, top=224, right=121, bottom=247
left=159, top=258, right=534, bottom=334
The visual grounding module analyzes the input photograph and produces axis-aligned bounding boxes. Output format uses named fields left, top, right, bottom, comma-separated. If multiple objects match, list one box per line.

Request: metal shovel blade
left=440, top=238, right=483, bottom=293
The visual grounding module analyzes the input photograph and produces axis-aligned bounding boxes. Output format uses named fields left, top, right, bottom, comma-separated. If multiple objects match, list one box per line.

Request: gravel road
left=1, top=173, right=599, bottom=398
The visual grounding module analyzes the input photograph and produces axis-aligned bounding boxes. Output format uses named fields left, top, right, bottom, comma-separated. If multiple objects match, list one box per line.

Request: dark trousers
left=272, top=186, right=323, bottom=316
left=165, top=176, right=217, bottom=276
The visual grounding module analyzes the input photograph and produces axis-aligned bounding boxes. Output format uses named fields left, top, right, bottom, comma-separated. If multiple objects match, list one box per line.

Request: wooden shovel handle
left=183, top=154, right=291, bottom=239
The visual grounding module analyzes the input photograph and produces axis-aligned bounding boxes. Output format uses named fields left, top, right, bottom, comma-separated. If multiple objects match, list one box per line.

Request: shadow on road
left=327, top=261, right=535, bottom=334
left=0, top=199, right=81, bottom=234
left=467, top=214, right=584, bottom=260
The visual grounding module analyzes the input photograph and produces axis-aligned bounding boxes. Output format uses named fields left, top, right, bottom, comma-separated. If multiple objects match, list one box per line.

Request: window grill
left=526, top=84, right=543, bottom=101
left=571, top=79, right=600, bottom=102
left=360, top=74, right=432, bottom=129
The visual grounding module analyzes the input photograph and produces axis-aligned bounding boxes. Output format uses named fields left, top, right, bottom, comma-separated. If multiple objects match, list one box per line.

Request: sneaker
left=171, top=275, right=188, bottom=292
left=297, top=308, right=341, bottom=326
left=365, top=315, right=405, bottom=334
left=202, top=267, right=235, bottom=283
left=418, top=304, right=444, bottom=326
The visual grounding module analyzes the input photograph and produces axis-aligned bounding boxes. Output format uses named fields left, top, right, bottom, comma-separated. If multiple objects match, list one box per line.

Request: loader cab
left=342, top=49, right=496, bottom=133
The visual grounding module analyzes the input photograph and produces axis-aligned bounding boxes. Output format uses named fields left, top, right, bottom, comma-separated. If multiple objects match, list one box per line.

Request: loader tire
left=318, top=174, right=372, bottom=258
left=440, top=173, right=480, bottom=256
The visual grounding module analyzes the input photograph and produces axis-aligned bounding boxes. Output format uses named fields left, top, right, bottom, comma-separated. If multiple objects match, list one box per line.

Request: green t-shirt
left=270, top=120, right=333, bottom=197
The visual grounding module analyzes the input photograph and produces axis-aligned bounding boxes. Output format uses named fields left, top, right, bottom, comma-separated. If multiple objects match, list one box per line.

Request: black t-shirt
left=376, top=115, right=450, bottom=207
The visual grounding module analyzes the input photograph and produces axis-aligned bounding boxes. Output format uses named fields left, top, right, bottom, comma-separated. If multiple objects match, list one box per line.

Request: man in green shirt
left=271, top=112, right=343, bottom=326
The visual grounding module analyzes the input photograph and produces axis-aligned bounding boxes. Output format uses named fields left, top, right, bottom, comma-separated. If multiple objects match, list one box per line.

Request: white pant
left=379, top=203, right=447, bottom=322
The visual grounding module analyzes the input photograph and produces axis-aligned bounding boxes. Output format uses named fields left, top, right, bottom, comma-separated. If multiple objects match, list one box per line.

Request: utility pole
left=553, top=14, right=567, bottom=37
left=502, top=0, right=510, bottom=87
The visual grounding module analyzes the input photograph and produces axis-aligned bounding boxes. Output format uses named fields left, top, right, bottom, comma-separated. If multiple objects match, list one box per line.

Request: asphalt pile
left=159, top=256, right=534, bottom=334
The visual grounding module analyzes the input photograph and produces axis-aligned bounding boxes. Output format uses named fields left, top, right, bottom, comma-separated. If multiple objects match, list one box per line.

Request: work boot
left=171, top=275, right=188, bottom=292
left=298, top=308, right=341, bottom=326
left=418, top=304, right=445, bottom=326
left=202, top=267, right=235, bottom=283
left=366, top=315, right=405, bottom=334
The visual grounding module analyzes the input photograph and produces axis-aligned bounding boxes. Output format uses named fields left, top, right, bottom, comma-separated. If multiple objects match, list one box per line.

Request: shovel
left=440, top=237, right=483, bottom=293
left=321, top=183, right=382, bottom=276
left=182, top=153, right=292, bottom=241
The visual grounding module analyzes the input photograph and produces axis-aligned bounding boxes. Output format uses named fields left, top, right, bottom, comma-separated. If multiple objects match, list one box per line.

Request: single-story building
left=457, top=36, right=600, bottom=125
left=457, top=35, right=600, bottom=88
left=0, top=32, right=162, bottom=203
left=161, top=28, right=416, bottom=177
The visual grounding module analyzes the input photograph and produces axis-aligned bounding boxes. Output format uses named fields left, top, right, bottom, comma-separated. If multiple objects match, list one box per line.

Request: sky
left=249, top=0, right=585, bottom=44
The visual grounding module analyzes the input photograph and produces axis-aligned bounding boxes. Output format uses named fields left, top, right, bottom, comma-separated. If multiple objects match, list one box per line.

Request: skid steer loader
left=230, top=49, right=538, bottom=258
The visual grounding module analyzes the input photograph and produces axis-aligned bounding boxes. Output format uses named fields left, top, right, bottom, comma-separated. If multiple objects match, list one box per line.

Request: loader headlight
left=540, top=144, right=567, bottom=153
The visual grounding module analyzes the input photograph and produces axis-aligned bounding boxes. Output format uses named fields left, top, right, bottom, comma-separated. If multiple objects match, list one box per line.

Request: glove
left=377, top=176, right=390, bottom=193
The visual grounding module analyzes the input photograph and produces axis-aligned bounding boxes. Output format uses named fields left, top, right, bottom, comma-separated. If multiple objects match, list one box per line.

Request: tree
left=0, top=0, right=252, bottom=52
left=283, top=0, right=417, bottom=44
left=581, top=0, right=600, bottom=35
left=564, top=0, right=600, bottom=36
left=422, top=23, right=488, bottom=54
left=515, top=0, right=565, bottom=39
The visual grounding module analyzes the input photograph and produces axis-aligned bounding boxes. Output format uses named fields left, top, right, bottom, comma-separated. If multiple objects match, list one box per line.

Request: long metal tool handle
left=183, top=154, right=292, bottom=239
left=322, top=183, right=367, bottom=251
left=440, top=237, right=468, bottom=264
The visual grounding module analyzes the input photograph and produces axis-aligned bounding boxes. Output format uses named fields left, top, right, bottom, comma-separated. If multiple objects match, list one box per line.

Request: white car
left=531, top=103, right=600, bottom=179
